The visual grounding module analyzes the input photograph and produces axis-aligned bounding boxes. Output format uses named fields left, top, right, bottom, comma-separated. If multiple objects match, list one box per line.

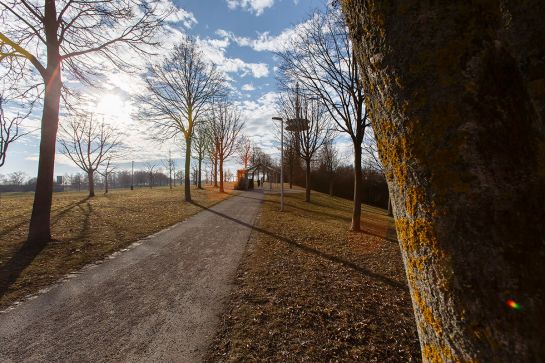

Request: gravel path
left=0, top=190, right=263, bottom=363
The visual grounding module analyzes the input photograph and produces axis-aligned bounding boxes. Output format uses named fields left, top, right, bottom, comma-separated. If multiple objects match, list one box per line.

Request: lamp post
left=272, top=116, right=284, bottom=212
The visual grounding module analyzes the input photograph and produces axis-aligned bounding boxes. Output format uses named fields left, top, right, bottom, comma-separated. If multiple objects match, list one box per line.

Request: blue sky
left=1, top=0, right=338, bottom=180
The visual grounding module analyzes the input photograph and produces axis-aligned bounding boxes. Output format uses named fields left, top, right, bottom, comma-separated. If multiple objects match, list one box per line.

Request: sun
left=96, top=93, right=125, bottom=119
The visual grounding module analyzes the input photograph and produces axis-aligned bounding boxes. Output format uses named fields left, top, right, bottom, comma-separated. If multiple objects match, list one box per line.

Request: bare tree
left=175, top=169, right=184, bottom=186
left=279, top=86, right=330, bottom=202
left=162, top=150, right=176, bottom=190
left=224, top=169, right=233, bottom=183
left=206, top=127, right=220, bottom=188
left=238, top=135, right=253, bottom=169
left=362, top=129, right=392, bottom=215
left=0, top=0, right=168, bottom=243
left=251, top=146, right=272, bottom=168
left=7, top=171, right=26, bottom=186
left=192, top=123, right=210, bottom=189
left=284, top=133, right=299, bottom=189
left=97, top=157, right=117, bottom=194
left=363, top=128, right=383, bottom=173
left=0, top=93, right=29, bottom=167
left=59, top=115, right=122, bottom=197
left=144, top=162, right=158, bottom=189
left=276, top=6, right=369, bottom=230
left=319, top=137, right=340, bottom=196
left=208, top=98, right=244, bottom=193
left=136, top=37, right=224, bottom=202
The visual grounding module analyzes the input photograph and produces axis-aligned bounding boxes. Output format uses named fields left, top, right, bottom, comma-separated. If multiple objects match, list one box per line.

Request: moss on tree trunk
left=342, top=1, right=545, bottom=361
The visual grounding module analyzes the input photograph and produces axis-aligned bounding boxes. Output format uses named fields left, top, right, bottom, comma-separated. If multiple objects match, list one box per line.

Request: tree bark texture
left=342, top=1, right=545, bottom=361
left=27, top=0, right=61, bottom=243
left=88, top=171, right=95, bottom=197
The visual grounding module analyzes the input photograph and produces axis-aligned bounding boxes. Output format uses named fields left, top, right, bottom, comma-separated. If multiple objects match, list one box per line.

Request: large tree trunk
left=351, top=141, right=362, bottom=231
left=184, top=138, right=191, bottom=202
left=304, top=158, right=311, bottom=202
left=219, top=156, right=224, bottom=193
left=27, top=0, right=61, bottom=244
left=27, top=75, right=61, bottom=242
left=343, top=1, right=545, bottom=361
left=88, top=170, right=95, bottom=197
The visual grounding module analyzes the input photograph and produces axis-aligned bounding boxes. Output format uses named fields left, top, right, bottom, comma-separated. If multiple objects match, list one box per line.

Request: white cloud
left=226, top=0, right=275, bottom=16
left=235, top=91, right=281, bottom=159
left=157, top=0, right=198, bottom=27
left=216, top=20, right=311, bottom=53
left=197, top=37, right=269, bottom=78
left=241, top=83, right=255, bottom=91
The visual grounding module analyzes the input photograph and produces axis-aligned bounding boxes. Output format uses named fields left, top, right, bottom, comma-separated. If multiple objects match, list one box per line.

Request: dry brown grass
left=207, top=190, right=421, bottom=362
left=0, top=184, right=234, bottom=309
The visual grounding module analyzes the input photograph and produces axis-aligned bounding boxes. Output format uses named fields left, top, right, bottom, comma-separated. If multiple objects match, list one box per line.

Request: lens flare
left=507, top=299, right=521, bottom=310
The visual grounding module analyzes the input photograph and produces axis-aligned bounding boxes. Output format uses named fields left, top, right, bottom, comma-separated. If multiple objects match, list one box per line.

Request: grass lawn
left=0, top=184, right=234, bottom=309
left=207, top=189, right=421, bottom=362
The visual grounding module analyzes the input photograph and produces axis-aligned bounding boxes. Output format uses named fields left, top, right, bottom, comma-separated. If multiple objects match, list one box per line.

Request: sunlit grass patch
left=0, top=184, right=234, bottom=309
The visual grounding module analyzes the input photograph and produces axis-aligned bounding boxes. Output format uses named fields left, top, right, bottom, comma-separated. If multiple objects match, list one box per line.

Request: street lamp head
left=286, top=118, right=310, bottom=132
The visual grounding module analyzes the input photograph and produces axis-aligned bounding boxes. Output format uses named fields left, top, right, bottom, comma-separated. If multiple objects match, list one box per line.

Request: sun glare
left=96, top=94, right=125, bottom=120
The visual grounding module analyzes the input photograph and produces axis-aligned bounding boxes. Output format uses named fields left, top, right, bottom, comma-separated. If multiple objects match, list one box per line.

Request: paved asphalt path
left=0, top=190, right=263, bottom=362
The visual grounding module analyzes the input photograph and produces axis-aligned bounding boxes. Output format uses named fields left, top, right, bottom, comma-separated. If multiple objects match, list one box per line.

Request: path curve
left=0, top=190, right=263, bottom=362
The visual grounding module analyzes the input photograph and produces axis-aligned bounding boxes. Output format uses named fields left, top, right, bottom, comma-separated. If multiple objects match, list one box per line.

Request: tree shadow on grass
left=0, top=197, right=91, bottom=300
left=234, top=193, right=399, bottom=243
left=191, top=200, right=408, bottom=292
left=0, top=198, right=88, bottom=240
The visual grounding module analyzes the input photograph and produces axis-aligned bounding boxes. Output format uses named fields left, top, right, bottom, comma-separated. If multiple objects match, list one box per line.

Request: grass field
left=0, top=185, right=234, bottom=309
left=207, top=189, right=421, bottom=361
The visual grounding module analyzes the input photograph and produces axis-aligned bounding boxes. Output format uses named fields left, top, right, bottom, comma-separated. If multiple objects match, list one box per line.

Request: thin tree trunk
left=197, top=157, right=202, bottom=189
left=351, top=142, right=362, bottom=231
left=104, top=172, right=109, bottom=194
left=213, top=156, right=218, bottom=187
left=329, top=178, right=334, bottom=197
left=184, top=138, right=191, bottom=202
left=88, top=170, right=95, bottom=197
left=219, top=156, right=224, bottom=193
left=343, top=1, right=545, bottom=361
left=305, top=158, right=311, bottom=202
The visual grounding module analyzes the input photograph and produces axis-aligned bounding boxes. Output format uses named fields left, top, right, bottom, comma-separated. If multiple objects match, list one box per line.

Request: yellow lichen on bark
left=396, top=217, right=453, bottom=353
